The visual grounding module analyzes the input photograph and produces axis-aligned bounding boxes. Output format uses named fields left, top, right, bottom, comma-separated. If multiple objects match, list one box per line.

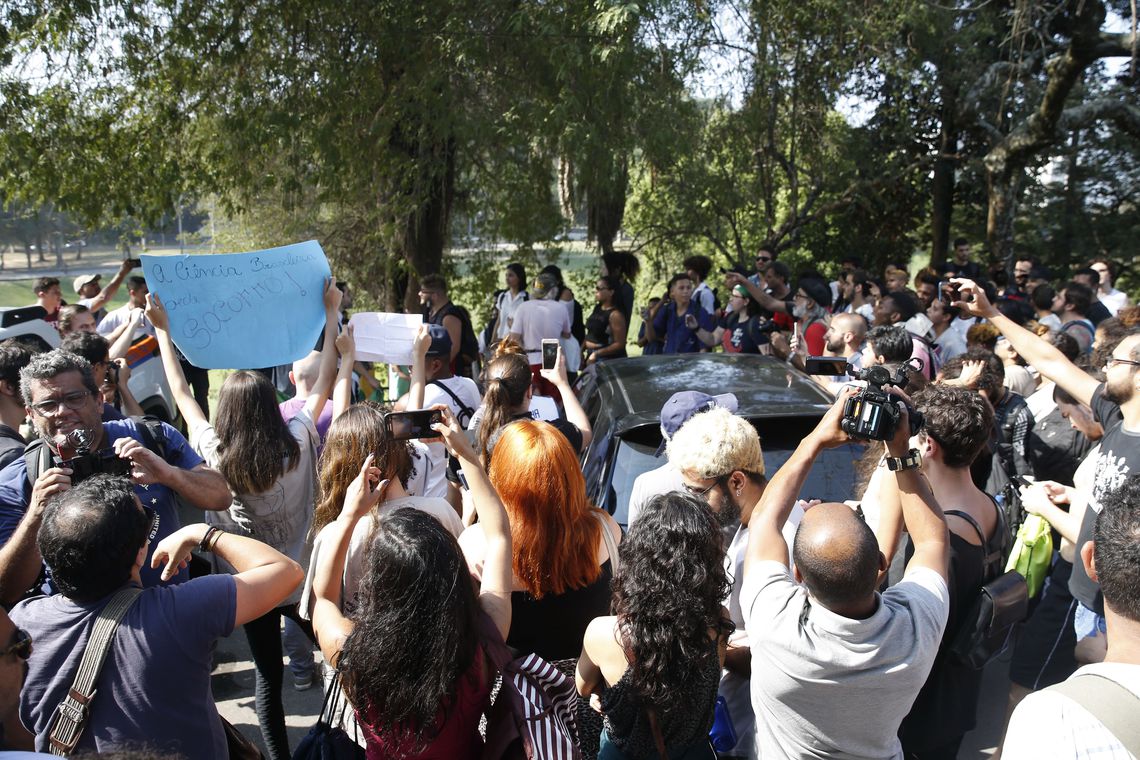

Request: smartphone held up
left=384, top=409, right=444, bottom=441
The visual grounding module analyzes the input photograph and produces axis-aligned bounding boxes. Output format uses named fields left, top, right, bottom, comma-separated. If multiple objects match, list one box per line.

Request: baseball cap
left=530, top=273, right=559, bottom=300
left=655, top=391, right=739, bottom=456
left=425, top=324, right=452, bottom=357
left=73, top=274, right=101, bottom=294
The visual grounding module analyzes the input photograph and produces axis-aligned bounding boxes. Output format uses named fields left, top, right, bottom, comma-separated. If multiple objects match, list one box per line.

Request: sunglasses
left=2, top=628, right=32, bottom=660
left=143, top=506, right=160, bottom=543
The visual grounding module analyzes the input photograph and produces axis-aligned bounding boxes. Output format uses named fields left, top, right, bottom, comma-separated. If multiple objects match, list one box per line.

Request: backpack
left=24, top=415, right=168, bottom=485
left=480, top=614, right=581, bottom=760
left=429, top=380, right=476, bottom=429
left=945, top=503, right=1028, bottom=669
left=452, top=304, right=481, bottom=374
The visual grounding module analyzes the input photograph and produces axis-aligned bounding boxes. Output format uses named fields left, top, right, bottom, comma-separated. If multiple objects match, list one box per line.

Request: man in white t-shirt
left=742, top=390, right=950, bottom=760
left=74, top=259, right=134, bottom=324
left=666, top=405, right=802, bottom=760
left=96, top=276, right=155, bottom=342
left=412, top=325, right=481, bottom=499
left=1003, top=475, right=1140, bottom=759
left=508, top=273, right=571, bottom=366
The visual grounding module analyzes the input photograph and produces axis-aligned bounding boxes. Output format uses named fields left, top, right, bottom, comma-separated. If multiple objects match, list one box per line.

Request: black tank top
left=507, top=559, right=613, bottom=661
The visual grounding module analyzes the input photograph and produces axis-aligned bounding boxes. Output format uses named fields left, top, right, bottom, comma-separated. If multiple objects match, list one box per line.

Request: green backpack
left=1005, top=514, right=1053, bottom=598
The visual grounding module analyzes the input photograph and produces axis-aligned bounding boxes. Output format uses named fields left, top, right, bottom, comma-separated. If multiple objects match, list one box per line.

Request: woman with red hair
left=459, top=419, right=621, bottom=661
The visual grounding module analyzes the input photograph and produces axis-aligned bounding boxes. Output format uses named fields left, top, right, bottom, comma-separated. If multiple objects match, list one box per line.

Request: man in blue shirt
left=0, top=350, right=230, bottom=604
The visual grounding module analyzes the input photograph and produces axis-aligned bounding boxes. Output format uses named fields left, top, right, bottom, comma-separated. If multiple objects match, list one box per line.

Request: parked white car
left=0, top=305, right=180, bottom=425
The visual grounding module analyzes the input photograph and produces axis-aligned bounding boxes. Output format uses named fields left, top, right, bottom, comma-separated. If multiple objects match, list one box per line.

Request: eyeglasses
left=2, top=628, right=32, bottom=660
left=682, top=476, right=726, bottom=498
left=755, top=256, right=772, bottom=263
left=29, top=390, right=93, bottom=417
left=793, top=293, right=809, bottom=301
left=143, top=506, right=161, bottom=543
left=1105, top=357, right=1140, bottom=370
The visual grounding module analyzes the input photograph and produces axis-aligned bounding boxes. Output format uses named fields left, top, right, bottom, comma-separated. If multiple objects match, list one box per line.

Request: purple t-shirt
left=10, top=575, right=236, bottom=759
left=279, top=397, right=332, bottom=454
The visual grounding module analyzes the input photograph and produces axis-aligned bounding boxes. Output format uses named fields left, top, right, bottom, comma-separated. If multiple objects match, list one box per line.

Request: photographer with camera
left=743, top=387, right=950, bottom=759
left=0, top=350, right=231, bottom=605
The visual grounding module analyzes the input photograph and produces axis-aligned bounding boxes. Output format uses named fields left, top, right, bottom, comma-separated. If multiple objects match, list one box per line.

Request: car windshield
left=605, top=419, right=867, bottom=522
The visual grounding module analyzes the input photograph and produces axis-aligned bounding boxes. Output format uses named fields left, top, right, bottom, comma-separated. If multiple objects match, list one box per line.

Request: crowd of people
left=0, top=240, right=1136, bottom=760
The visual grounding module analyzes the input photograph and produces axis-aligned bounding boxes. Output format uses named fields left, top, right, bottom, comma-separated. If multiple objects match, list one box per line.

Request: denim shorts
left=1074, top=602, right=1107, bottom=641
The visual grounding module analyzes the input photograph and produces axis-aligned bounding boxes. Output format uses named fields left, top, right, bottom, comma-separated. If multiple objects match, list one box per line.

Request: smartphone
left=1013, top=474, right=1036, bottom=488
left=541, top=339, right=559, bottom=370
left=384, top=409, right=444, bottom=441
left=938, top=280, right=960, bottom=305
left=125, top=258, right=142, bottom=269
left=804, top=356, right=850, bottom=376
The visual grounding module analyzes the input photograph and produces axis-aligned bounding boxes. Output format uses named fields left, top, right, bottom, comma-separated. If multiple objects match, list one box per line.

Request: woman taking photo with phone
left=576, top=492, right=732, bottom=760
left=310, top=409, right=512, bottom=759
left=148, top=282, right=342, bottom=760
left=584, top=275, right=629, bottom=365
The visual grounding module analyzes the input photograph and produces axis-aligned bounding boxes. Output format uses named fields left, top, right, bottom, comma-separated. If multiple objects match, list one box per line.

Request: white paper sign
left=347, top=312, right=423, bottom=364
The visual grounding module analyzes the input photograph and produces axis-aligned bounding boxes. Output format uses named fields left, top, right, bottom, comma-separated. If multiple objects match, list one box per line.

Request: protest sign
left=140, top=240, right=332, bottom=369
left=348, top=312, right=423, bottom=364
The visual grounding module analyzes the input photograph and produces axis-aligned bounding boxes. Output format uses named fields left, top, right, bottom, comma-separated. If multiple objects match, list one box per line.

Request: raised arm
left=953, top=278, right=1099, bottom=407
left=145, top=294, right=208, bottom=430
left=540, top=348, right=592, bottom=451
left=332, top=327, right=357, bottom=420
left=309, top=454, right=387, bottom=665
left=301, top=281, right=343, bottom=421
left=726, top=272, right=789, bottom=314
left=107, top=309, right=143, bottom=360
left=432, top=407, right=512, bottom=639
left=84, top=260, right=133, bottom=313
left=111, top=359, right=146, bottom=417
left=0, top=467, right=71, bottom=605
left=886, top=398, right=949, bottom=581
left=408, top=324, right=430, bottom=411
left=151, top=522, right=304, bottom=628
left=745, top=388, right=854, bottom=576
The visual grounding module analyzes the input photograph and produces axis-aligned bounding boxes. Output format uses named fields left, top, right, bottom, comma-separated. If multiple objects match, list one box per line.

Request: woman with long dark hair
left=585, top=275, right=629, bottom=365
left=148, top=282, right=344, bottom=760
left=310, top=408, right=512, bottom=759
left=490, top=262, right=528, bottom=344
left=694, top=282, right=772, bottom=354
left=576, top=492, right=733, bottom=760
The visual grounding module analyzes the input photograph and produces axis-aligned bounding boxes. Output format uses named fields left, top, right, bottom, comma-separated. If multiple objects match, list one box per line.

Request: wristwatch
left=885, top=448, right=922, bottom=471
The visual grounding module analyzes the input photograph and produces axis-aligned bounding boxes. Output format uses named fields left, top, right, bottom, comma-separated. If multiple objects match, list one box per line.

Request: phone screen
left=385, top=410, right=443, bottom=441
left=542, top=340, right=559, bottom=370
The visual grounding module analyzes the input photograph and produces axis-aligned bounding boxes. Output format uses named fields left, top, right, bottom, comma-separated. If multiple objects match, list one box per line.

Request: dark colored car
left=574, top=354, right=865, bottom=524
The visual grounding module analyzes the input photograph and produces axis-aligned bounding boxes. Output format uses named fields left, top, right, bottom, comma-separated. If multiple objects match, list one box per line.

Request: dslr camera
left=841, top=361, right=924, bottom=441
left=55, top=429, right=132, bottom=484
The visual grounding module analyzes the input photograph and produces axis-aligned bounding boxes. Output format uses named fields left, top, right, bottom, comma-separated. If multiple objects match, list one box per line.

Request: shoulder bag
left=1047, top=673, right=1140, bottom=754
left=47, top=587, right=142, bottom=756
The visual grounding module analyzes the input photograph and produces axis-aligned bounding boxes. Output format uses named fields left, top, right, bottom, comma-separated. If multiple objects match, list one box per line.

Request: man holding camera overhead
left=743, top=388, right=950, bottom=759
left=0, top=349, right=230, bottom=604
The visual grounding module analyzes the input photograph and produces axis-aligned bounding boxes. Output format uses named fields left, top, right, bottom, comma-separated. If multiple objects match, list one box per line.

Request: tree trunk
left=930, top=80, right=957, bottom=267
left=399, top=136, right=457, bottom=313
left=586, top=158, right=629, bottom=256
left=986, top=168, right=1021, bottom=266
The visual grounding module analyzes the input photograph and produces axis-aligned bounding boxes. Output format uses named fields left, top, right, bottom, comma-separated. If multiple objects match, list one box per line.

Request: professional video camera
left=840, top=360, right=925, bottom=441
left=54, top=428, right=131, bottom=484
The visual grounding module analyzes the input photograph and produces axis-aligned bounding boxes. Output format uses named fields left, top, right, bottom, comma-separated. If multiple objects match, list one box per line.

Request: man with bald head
left=741, top=390, right=950, bottom=759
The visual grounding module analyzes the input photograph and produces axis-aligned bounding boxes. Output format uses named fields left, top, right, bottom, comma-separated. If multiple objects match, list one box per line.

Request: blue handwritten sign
left=140, top=241, right=332, bottom=369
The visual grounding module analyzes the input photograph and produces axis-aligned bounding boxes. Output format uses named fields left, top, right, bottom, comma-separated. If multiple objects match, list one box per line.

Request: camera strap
left=47, top=586, right=143, bottom=756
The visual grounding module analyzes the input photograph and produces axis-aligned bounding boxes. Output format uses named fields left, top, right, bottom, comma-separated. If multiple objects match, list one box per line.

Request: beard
left=1104, top=374, right=1135, bottom=405
left=825, top=335, right=844, bottom=354
left=792, top=304, right=806, bottom=320
left=715, top=488, right=743, bottom=528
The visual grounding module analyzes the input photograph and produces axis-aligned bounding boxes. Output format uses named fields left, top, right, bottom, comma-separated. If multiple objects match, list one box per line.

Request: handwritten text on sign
left=140, top=241, right=332, bottom=369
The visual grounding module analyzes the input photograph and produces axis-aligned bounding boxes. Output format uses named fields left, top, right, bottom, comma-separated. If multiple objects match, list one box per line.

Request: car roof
left=587, top=354, right=834, bottom=436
